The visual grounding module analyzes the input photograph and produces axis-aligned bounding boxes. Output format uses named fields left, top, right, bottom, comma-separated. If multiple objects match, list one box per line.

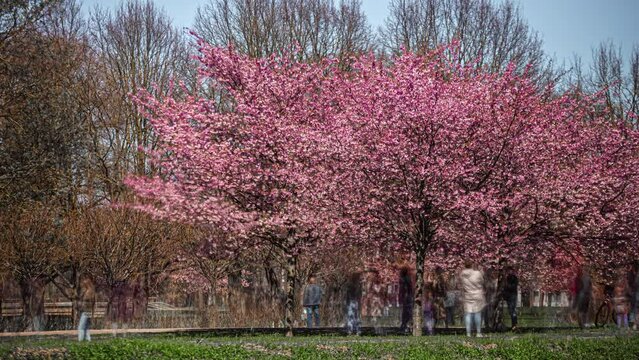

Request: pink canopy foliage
left=127, top=41, right=345, bottom=256
left=126, top=37, right=639, bottom=334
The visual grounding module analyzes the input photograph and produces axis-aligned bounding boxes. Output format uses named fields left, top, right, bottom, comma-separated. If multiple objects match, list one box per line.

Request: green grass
left=1, top=330, right=637, bottom=359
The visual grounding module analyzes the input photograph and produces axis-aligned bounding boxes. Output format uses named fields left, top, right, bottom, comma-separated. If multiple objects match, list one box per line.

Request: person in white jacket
left=460, top=260, right=486, bottom=337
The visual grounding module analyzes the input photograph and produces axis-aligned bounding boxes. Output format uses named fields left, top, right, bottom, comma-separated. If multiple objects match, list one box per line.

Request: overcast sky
left=81, top=0, right=639, bottom=67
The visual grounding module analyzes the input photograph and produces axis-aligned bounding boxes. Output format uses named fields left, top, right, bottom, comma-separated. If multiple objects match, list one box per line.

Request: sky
left=81, top=0, right=639, bottom=67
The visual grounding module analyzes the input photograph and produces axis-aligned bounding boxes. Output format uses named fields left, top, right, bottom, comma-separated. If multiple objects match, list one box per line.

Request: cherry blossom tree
left=571, top=117, right=639, bottom=283
left=327, top=47, right=639, bottom=335
left=127, top=39, right=343, bottom=336
left=128, top=36, right=639, bottom=336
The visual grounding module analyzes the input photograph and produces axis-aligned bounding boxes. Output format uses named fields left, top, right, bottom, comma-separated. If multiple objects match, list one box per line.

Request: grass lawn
left=1, top=329, right=638, bottom=359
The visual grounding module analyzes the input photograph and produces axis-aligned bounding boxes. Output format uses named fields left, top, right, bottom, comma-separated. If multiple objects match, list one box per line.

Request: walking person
left=345, top=272, right=362, bottom=335
left=573, top=266, right=592, bottom=329
left=444, top=277, right=457, bottom=328
left=483, top=268, right=498, bottom=330
left=369, top=272, right=385, bottom=332
left=303, top=275, right=322, bottom=328
left=502, top=266, right=519, bottom=330
left=432, top=266, right=447, bottom=329
left=613, top=281, right=630, bottom=330
left=423, top=289, right=435, bottom=335
left=460, top=261, right=486, bottom=337
left=633, top=263, right=639, bottom=330
left=77, top=276, right=96, bottom=342
left=398, top=265, right=414, bottom=333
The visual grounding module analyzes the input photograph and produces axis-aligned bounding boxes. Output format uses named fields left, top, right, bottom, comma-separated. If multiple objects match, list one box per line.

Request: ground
left=0, top=328, right=638, bottom=359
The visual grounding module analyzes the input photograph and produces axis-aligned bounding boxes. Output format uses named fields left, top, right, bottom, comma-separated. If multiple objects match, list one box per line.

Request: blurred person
left=613, top=281, right=630, bottom=329
left=628, top=262, right=639, bottom=330
left=432, top=266, right=447, bottom=328
left=444, top=275, right=458, bottom=328
left=345, top=272, right=362, bottom=335
left=108, top=280, right=128, bottom=336
left=131, top=276, right=147, bottom=326
left=77, top=276, right=96, bottom=342
left=398, top=265, right=414, bottom=333
left=572, top=266, right=592, bottom=328
left=483, top=267, right=498, bottom=330
left=303, top=275, right=322, bottom=328
left=502, top=266, right=519, bottom=330
left=423, top=289, right=435, bottom=335
left=461, top=261, right=486, bottom=337
left=369, top=272, right=385, bottom=330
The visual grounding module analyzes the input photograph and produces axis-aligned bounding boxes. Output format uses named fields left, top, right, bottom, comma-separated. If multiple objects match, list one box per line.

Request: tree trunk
left=72, top=272, right=82, bottom=327
left=72, top=297, right=79, bottom=327
left=19, top=278, right=46, bottom=331
left=488, top=267, right=505, bottom=330
left=285, top=253, right=297, bottom=337
left=413, top=249, right=425, bottom=336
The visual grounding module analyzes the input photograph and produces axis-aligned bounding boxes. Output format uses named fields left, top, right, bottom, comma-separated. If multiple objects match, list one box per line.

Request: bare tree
left=0, top=0, right=89, bottom=210
left=589, top=41, right=639, bottom=124
left=194, top=0, right=373, bottom=61
left=72, top=208, right=181, bottom=325
left=380, top=0, right=550, bottom=78
left=0, top=0, right=57, bottom=43
left=0, top=0, right=91, bottom=330
left=86, top=0, right=192, bottom=203
left=0, top=206, right=66, bottom=331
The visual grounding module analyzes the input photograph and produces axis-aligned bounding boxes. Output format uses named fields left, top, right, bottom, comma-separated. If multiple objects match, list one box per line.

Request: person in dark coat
left=345, top=272, right=362, bottom=335
left=502, top=266, right=519, bottom=330
left=398, top=266, right=414, bottom=333
left=573, top=266, right=592, bottom=329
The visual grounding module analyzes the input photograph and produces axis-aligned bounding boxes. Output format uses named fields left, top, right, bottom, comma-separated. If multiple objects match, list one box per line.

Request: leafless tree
left=0, top=0, right=92, bottom=330
left=589, top=41, right=639, bottom=124
left=0, top=0, right=58, bottom=43
left=72, top=208, right=182, bottom=324
left=380, top=0, right=551, bottom=79
left=86, top=0, right=192, bottom=203
left=0, top=0, right=90, bottom=210
left=194, top=0, right=374, bottom=61
left=0, top=206, right=66, bottom=331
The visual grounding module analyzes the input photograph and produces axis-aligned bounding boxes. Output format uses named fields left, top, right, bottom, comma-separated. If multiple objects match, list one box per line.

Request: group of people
left=72, top=262, right=639, bottom=340
left=302, top=272, right=385, bottom=334
left=301, top=260, right=521, bottom=337
left=571, top=264, right=639, bottom=330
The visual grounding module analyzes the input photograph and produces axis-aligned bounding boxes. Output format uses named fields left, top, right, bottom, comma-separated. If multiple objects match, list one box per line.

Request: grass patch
left=1, top=330, right=637, bottom=359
